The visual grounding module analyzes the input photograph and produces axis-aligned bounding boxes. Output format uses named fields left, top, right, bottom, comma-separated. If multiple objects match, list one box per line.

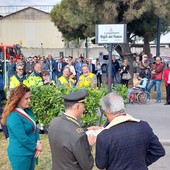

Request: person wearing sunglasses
left=9, top=64, right=26, bottom=89
left=41, top=70, right=55, bottom=85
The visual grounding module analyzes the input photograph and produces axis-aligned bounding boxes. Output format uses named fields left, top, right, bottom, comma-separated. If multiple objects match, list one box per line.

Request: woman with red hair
left=1, top=84, right=42, bottom=170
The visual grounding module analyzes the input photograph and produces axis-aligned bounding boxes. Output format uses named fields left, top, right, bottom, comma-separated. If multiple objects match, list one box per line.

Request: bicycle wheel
left=137, top=91, right=151, bottom=104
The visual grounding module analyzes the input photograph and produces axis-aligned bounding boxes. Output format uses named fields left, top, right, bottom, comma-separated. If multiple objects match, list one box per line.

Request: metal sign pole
left=107, top=44, right=118, bottom=93
left=108, top=44, right=113, bottom=93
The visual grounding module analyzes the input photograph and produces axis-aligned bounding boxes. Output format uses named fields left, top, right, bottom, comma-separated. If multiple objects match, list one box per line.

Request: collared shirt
left=58, top=62, right=62, bottom=70
left=64, top=113, right=77, bottom=120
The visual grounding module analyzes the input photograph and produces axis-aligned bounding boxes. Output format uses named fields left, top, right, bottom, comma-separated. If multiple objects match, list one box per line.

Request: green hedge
left=30, top=84, right=128, bottom=126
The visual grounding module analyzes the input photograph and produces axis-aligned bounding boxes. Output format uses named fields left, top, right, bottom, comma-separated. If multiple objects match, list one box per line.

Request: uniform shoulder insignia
left=76, top=128, right=84, bottom=133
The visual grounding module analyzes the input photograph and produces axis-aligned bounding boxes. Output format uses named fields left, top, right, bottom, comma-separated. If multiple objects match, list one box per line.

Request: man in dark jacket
left=54, top=56, right=67, bottom=80
left=95, top=92, right=165, bottom=170
left=48, top=89, right=95, bottom=170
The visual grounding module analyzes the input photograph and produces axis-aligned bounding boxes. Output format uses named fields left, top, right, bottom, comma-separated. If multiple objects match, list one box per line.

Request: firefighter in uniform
left=48, top=89, right=96, bottom=170
left=57, top=66, right=74, bottom=88
left=24, top=63, right=43, bottom=87
left=9, top=64, right=26, bottom=89
left=77, top=64, right=97, bottom=88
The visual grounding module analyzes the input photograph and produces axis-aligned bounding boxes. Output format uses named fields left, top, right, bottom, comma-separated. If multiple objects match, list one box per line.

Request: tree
left=51, top=0, right=170, bottom=60
left=50, top=0, right=86, bottom=40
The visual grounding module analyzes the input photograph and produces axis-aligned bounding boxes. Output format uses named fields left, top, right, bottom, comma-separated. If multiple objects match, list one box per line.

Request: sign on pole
left=95, top=24, right=127, bottom=93
left=95, top=24, right=127, bottom=44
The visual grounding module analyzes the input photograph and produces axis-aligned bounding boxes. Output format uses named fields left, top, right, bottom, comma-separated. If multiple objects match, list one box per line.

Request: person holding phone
left=41, top=70, right=55, bottom=85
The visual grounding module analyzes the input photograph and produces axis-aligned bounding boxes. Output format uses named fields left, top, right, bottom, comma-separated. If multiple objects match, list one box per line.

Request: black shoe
left=164, top=103, right=170, bottom=105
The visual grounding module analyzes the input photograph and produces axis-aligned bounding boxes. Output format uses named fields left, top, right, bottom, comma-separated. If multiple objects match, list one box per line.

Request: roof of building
left=0, top=6, right=50, bottom=20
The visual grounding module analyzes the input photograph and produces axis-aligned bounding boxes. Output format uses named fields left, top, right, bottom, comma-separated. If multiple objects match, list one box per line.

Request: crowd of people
left=0, top=51, right=168, bottom=170
left=3, top=54, right=99, bottom=90
left=132, top=54, right=170, bottom=105
left=0, top=52, right=170, bottom=109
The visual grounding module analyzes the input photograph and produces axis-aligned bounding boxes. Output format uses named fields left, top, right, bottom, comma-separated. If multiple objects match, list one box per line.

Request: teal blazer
left=7, top=108, right=40, bottom=156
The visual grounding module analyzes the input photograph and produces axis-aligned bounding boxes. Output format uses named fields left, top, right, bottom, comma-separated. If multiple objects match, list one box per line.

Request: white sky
left=0, top=0, right=61, bottom=15
left=0, top=0, right=61, bottom=6
left=0, top=0, right=170, bottom=43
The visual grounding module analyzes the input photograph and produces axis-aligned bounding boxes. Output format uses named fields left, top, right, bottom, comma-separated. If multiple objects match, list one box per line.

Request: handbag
left=122, top=72, right=131, bottom=80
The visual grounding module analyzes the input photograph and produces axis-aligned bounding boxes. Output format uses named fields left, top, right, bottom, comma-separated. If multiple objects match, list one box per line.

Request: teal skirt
left=8, top=154, right=35, bottom=170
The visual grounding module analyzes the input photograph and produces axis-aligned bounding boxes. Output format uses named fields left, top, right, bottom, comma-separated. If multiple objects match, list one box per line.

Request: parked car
left=99, top=54, right=122, bottom=73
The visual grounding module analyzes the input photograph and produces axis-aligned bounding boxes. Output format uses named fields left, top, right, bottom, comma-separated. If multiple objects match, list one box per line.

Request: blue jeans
left=147, top=79, right=162, bottom=101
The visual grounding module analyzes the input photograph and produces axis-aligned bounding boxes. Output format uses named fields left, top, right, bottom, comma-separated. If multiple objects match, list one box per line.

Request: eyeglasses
left=18, top=68, right=23, bottom=71
left=43, top=74, right=48, bottom=76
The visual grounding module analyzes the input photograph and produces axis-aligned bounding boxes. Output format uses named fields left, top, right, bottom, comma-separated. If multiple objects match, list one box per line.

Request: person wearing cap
left=9, top=64, right=26, bottom=89
left=76, top=64, right=97, bottom=89
left=57, top=67, right=74, bottom=88
left=48, top=89, right=95, bottom=170
left=24, top=63, right=43, bottom=87
left=95, top=92, right=165, bottom=170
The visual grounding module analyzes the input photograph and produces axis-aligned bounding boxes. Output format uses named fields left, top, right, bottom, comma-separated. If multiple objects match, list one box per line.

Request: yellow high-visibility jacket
left=58, top=76, right=74, bottom=88
left=77, top=73, right=97, bottom=88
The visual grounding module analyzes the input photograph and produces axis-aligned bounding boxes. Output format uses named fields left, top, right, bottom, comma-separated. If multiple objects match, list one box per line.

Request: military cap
left=62, top=89, right=87, bottom=104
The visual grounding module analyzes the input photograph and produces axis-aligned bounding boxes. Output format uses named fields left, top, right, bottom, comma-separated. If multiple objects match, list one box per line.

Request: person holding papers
left=1, top=84, right=42, bottom=170
left=95, top=92, right=165, bottom=170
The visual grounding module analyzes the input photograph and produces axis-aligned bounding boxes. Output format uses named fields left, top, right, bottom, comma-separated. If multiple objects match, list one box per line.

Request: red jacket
left=163, top=68, right=170, bottom=86
left=151, top=63, right=164, bottom=80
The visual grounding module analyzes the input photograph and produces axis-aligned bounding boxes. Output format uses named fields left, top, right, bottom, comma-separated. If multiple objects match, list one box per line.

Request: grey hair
left=63, top=66, right=71, bottom=72
left=100, top=92, right=125, bottom=115
left=16, top=64, right=24, bottom=68
left=82, top=64, right=89, bottom=69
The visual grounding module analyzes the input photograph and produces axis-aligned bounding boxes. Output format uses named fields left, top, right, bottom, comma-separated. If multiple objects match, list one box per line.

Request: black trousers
left=121, top=79, right=129, bottom=88
left=166, top=84, right=170, bottom=104
left=97, top=74, right=102, bottom=87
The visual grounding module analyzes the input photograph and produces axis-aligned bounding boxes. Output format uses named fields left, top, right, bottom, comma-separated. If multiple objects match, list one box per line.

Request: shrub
left=30, top=84, right=127, bottom=127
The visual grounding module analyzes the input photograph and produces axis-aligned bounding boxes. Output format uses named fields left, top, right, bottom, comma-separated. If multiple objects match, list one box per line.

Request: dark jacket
left=89, top=63, right=96, bottom=74
left=48, top=114, right=94, bottom=170
left=54, top=61, right=67, bottom=77
left=106, top=62, right=116, bottom=78
left=95, top=121, right=165, bottom=170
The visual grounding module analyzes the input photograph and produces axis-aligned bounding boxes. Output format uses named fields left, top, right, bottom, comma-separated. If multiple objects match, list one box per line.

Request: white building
left=0, top=6, right=64, bottom=49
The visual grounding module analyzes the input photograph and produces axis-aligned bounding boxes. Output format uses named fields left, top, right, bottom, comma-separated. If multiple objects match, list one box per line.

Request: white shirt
left=67, top=65, right=76, bottom=76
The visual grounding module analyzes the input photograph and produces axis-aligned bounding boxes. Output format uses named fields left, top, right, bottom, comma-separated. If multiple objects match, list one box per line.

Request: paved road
left=125, top=101, right=170, bottom=140
left=125, top=101, right=170, bottom=170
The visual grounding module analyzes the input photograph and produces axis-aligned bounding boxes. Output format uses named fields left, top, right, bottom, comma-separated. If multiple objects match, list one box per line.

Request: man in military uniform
left=24, top=63, right=43, bottom=87
left=48, top=89, right=95, bottom=170
left=76, top=64, right=97, bottom=88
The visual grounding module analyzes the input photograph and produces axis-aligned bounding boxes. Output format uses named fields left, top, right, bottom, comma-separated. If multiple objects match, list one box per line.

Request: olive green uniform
left=48, top=114, right=94, bottom=170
